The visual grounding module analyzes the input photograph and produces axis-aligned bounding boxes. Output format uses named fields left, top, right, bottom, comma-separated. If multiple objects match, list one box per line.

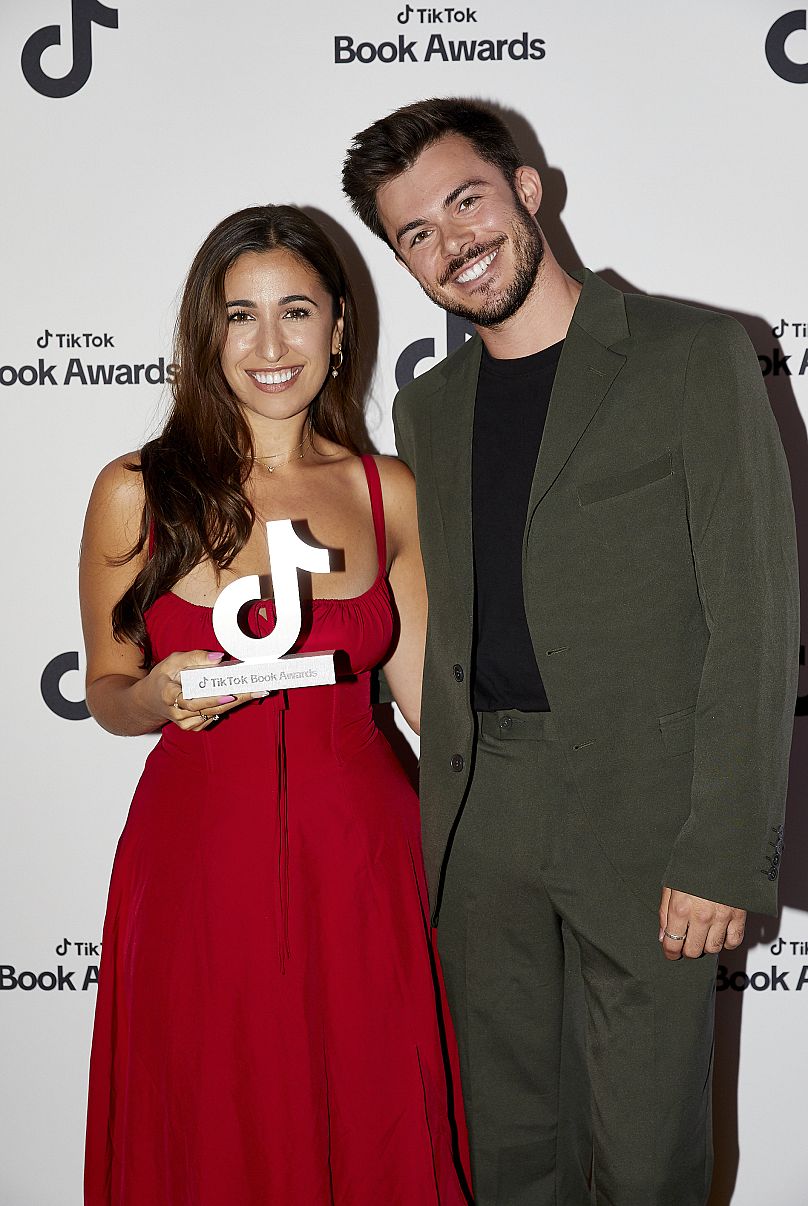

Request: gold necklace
left=255, top=432, right=309, bottom=474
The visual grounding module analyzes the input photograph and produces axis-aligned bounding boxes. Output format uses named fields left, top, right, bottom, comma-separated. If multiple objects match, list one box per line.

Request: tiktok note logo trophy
left=22, top=0, right=119, bottom=98
left=179, top=520, right=337, bottom=700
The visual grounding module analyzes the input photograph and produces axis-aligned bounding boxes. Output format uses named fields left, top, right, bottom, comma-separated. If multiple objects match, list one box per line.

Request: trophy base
left=179, top=652, right=336, bottom=699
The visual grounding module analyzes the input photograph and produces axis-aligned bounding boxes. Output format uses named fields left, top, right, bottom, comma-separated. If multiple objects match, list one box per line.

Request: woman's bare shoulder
left=90, top=451, right=144, bottom=507
left=84, top=452, right=145, bottom=557
left=369, top=455, right=418, bottom=562
left=372, top=453, right=416, bottom=508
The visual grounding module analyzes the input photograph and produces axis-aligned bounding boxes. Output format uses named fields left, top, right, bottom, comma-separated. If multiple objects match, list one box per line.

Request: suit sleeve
left=662, top=316, right=799, bottom=915
left=392, top=388, right=415, bottom=472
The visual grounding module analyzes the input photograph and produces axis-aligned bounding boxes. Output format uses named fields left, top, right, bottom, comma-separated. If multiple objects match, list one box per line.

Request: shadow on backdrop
left=302, top=206, right=380, bottom=453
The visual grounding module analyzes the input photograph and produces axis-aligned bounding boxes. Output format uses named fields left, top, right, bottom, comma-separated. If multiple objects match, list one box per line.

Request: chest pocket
left=577, top=450, right=673, bottom=507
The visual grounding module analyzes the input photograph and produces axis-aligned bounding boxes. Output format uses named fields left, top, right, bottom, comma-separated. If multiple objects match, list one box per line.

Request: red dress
left=84, top=456, right=471, bottom=1205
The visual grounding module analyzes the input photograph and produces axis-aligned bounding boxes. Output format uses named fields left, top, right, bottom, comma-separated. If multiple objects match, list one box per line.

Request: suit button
left=453, top=664, right=464, bottom=682
left=500, top=716, right=513, bottom=730
left=451, top=754, right=465, bottom=773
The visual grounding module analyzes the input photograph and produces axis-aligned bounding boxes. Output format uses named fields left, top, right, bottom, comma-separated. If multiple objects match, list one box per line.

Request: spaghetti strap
left=360, top=455, right=387, bottom=574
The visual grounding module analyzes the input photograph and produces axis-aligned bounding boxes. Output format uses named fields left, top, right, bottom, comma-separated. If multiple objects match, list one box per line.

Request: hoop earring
left=331, top=348, right=344, bottom=378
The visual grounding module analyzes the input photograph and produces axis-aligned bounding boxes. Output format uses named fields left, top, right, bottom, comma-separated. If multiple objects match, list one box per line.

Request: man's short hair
left=342, top=97, right=523, bottom=246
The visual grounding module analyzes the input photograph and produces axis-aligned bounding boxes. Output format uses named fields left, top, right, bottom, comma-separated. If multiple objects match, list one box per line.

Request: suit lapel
left=526, top=270, right=629, bottom=522
left=421, top=272, right=630, bottom=620
left=428, top=335, right=482, bottom=623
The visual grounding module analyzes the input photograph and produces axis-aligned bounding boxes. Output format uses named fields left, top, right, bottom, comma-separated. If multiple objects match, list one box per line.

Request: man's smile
left=454, top=247, right=499, bottom=285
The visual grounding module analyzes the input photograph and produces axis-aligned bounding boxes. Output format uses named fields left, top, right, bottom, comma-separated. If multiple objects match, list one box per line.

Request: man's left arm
left=660, top=315, right=799, bottom=959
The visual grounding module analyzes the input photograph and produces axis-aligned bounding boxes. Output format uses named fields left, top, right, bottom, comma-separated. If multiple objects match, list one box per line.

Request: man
left=342, top=98, right=798, bottom=1205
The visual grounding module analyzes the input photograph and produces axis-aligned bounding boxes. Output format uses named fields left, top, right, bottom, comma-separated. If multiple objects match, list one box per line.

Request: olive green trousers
left=436, top=710, right=717, bottom=1206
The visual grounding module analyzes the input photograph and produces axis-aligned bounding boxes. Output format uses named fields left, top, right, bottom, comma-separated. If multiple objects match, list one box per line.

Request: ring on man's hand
left=664, top=929, right=687, bottom=941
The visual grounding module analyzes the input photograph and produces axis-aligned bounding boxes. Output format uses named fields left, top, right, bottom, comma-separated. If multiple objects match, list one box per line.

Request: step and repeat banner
left=1, top=2, right=807, bottom=1202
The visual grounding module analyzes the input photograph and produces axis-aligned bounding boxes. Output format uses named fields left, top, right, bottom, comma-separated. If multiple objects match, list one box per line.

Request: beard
left=419, top=201, right=544, bottom=328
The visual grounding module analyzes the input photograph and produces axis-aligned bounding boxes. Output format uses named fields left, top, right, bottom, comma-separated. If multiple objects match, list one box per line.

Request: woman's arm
left=79, top=456, right=229, bottom=736
left=375, top=456, right=427, bottom=734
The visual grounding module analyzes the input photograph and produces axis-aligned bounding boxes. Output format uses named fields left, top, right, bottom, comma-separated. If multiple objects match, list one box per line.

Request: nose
left=442, top=216, right=475, bottom=259
left=256, top=318, right=287, bottom=364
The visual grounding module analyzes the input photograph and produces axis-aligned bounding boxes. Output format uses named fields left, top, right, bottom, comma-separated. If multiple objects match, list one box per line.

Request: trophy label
left=179, top=652, right=337, bottom=699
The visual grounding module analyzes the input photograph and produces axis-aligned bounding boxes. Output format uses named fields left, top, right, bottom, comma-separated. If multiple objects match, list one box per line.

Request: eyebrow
left=395, top=178, right=488, bottom=246
left=225, top=295, right=319, bottom=307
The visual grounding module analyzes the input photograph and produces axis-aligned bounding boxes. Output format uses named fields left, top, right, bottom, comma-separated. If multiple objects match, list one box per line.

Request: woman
left=81, top=206, right=471, bottom=1205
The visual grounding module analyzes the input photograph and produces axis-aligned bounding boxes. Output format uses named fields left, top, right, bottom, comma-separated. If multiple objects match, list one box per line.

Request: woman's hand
left=141, top=649, right=253, bottom=732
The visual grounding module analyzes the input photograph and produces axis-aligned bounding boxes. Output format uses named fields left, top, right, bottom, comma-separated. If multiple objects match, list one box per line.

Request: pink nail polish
left=207, top=651, right=225, bottom=662
left=218, top=695, right=236, bottom=704
left=658, top=928, right=664, bottom=942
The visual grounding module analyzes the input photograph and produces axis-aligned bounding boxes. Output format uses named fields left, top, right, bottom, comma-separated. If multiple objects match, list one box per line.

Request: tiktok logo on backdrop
left=765, top=10, right=808, bottom=83
left=395, top=311, right=474, bottom=387
left=21, top=0, right=118, bottom=98
left=41, top=651, right=89, bottom=721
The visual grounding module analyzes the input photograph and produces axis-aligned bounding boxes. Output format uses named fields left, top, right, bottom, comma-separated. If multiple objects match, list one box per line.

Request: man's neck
left=476, top=249, right=582, bottom=360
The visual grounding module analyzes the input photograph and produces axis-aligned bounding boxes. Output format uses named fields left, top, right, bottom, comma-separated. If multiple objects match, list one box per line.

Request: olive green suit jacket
left=393, top=270, right=799, bottom=923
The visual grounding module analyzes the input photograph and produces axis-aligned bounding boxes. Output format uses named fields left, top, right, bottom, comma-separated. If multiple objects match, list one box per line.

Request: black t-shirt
left=471, top=339, right=564, bottom=712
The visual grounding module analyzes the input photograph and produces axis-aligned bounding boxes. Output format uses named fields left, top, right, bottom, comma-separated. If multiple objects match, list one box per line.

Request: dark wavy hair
left=342, top=97, right=523, bottom=246
left=112, top=204, right=362, bottom=666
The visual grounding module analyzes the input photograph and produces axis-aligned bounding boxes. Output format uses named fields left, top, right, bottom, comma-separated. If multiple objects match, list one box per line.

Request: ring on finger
left=173, top=689, right=184, bottom=710
left=199, top=710, right=211, bottom=721
left=663, top=929, right=687, bottom=942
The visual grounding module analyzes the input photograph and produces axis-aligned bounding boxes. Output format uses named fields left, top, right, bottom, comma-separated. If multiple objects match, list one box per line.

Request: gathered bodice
left=146, top=570, right=394, bottom=678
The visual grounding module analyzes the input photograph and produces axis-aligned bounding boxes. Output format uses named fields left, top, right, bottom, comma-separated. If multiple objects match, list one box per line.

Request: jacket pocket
left=577, top=450, right=673, bottom=507
left=658, top=704, right=696, bottom=756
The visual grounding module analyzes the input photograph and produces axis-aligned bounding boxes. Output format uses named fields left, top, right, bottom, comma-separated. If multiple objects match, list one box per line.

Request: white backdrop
left=1, top=2, right=807, bottom=1202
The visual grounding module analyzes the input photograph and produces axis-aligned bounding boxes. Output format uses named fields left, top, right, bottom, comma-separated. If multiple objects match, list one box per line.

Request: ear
left=332, top=300, right=345, bottom=354
left=513, top=165, right=542, bottom=218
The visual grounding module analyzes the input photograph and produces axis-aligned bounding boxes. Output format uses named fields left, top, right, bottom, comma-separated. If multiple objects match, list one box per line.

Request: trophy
left=179, top=519, right=336, bottom=699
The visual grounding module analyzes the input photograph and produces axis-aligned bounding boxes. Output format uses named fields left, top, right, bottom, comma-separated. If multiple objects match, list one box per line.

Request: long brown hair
left=112, top=205, right=362, bottom=665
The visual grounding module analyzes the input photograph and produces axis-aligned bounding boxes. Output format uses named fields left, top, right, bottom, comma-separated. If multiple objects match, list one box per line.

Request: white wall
left=1, top=2, right=806, bottom=1201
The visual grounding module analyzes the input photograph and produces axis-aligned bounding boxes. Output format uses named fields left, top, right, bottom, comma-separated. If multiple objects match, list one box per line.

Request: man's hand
left=658, top=886, right=746, bottom=961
